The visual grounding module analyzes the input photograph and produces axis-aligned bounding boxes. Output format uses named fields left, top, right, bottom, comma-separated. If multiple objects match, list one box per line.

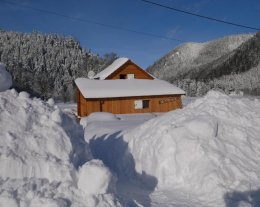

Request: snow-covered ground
left=1, top=65, right=260, bottom=207
left=82, top=92, right=260, bottom=207
left=0, top=89, right=124, bottom=207
left=0, top=67, right=122, bottom=207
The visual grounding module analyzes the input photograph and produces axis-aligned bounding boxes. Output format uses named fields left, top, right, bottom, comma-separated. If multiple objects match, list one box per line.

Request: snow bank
left=85, top=91, right=260, bottom=206
left=0, top=90, right=91, bottom=182
left=0, top=178, right=121, bottom=207
left=0, top=90, right=121, bottom=207
left=0, top=63, right=12, bottom=91
left=123, top=91, right=260, bottom=204
left=0, top=90, right=75, bottom=182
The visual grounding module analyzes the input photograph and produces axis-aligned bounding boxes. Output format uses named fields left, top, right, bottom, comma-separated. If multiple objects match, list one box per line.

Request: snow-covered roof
left=93, top=57, right=129, bottom=80
left=75, top=78, right=185, bottom=98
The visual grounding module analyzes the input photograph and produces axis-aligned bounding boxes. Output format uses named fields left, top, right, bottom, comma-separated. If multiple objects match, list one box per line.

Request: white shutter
left=134, top=100, right=143, bottom=109
left=127, top=74, right=135, bottom=79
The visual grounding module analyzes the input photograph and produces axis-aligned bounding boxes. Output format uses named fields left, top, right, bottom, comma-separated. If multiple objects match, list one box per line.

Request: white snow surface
left=85, top=91, right=260, bottom=207
left=0, top=63, right=12, bottom=91
left=78, top=159, right=117, bottom=195
left=75, top=78, right=185, bottom=98
left=126, top=91, right=260, bottom=205
left=80, top=112, right=119, bottom=128
left=0, top=178, right=121, bottom=207
left=93, top=57, right=129, bottom=80
left=0, top=89, right=121, bottom=207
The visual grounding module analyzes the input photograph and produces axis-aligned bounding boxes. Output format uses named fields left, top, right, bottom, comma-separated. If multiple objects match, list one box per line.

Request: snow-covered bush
left=0, top=63, right=12, bottom=91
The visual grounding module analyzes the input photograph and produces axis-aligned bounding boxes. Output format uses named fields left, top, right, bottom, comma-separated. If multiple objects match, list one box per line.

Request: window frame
left=119, top=74, right=127, bottom=79
left=142, top=100, right=150, bottom=109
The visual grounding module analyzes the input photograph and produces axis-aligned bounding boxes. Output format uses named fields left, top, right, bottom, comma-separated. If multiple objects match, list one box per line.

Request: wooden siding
left=105, top=60, right=154, bottom=80
left=77, top=88, right=81, bottom=116
left=77, top=91, right=182, bottom=117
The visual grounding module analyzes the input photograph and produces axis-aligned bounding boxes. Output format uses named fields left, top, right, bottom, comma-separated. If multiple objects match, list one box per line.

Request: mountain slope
left=147, top=33, right=260, bottom=96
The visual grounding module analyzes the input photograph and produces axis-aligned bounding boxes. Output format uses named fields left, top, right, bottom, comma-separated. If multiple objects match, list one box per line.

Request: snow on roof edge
left=93, top=57, right=129, bottom=80
left=75, top=78, right=185, bottom=99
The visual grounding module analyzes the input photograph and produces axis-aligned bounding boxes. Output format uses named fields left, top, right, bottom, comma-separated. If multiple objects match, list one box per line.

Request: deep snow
left=84, top=91, right=260, bottom=207
left=0, top=89, right=122, bottom=207
left=2, top=65, right=260, bottom=207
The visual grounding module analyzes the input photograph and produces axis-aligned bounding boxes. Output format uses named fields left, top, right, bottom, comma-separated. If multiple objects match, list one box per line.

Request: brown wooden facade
left=76, top=59, right=184, bottom=117
left=104, top=60, right=154, bottom=80
left=77, top=88, right=182, bottom=117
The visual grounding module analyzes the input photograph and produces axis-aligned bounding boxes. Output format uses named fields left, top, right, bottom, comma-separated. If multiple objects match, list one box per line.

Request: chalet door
left=100, top=100, right=105, bottom=112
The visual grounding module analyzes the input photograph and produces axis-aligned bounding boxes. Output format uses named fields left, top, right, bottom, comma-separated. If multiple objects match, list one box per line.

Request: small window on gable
left=127, top=74, right=135, bottom=79
left=119, top=74, right=127, bottom=79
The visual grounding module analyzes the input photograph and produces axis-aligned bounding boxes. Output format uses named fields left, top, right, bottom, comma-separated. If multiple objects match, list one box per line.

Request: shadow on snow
left=224, top=188, right=260, bottom=207
left=89, top=131, right=158, bottom=207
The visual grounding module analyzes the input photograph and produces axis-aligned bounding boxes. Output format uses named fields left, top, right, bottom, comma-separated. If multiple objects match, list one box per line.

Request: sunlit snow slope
left=147, top=34, right=253, bottom=80
left=86, top=91, right=260, bottom=207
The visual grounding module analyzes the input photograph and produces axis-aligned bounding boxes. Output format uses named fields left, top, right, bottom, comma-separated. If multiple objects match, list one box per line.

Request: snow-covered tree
left=0, top=30, right=117, bottom=101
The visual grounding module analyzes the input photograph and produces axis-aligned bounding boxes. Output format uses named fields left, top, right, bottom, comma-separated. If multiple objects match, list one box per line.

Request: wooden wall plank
left=80, top=95, right=183, bottom=116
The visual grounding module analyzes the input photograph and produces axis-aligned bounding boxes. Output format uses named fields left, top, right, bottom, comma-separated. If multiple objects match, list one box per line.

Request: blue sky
left=0, top=0, right=259, bottom=68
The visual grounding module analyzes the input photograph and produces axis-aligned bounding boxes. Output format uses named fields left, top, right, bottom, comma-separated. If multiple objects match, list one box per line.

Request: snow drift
left=124, top=91, right=260, bottom=204
left=0, top=89, right=121, bottom=207
left=0, top=89, right=79, bottom=182
left=85, top=91, right=260, bottom=206
left=0, top=63, right=12, bottom=91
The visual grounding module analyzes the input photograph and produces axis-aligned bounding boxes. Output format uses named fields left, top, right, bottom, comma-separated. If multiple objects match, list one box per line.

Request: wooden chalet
left=75, top=58, right=185, bottom=117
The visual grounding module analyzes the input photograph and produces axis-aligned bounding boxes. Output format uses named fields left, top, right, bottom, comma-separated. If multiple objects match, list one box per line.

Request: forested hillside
left=0, top=30, right=117, bottom=101
left=147, top=33, right=260, bottom=96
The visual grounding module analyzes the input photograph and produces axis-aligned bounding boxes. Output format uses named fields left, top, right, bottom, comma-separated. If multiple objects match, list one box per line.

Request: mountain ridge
left=147, top=33, right=260, bottom=96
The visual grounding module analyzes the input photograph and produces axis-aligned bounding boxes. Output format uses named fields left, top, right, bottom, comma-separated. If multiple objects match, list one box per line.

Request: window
left=119, top=74, right=127, bottom=79
left=134, top=100, right=150, bottom=109
left=143, top=100, right=150, bottom=108
left=127, top=74, right=135, bottom=79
